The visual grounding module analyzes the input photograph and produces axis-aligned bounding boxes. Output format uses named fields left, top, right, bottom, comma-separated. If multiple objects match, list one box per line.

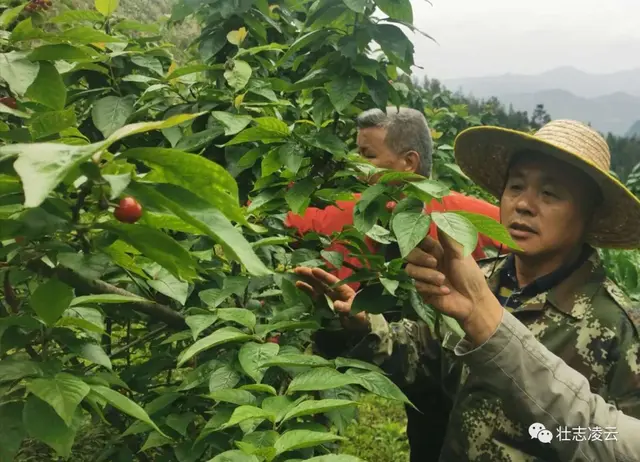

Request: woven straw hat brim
left=454, top=126, right=640, bottom=249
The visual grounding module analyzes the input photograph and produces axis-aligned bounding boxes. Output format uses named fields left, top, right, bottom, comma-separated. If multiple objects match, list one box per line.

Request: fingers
left=295, top=280, right=317, bottom=297
left=406, top=247, right=438, bottom=269
left=309, top=267, right=341, bottom=286
left=415, top=280, right=450, bottom=296
left=417, top=235, right=444, bottom=262
left=436, top=227, right=464, bottom=258
left=406, top=263, right=446, bottom=286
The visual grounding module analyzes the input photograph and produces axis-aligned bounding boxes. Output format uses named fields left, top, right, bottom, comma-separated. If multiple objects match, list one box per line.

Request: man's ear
left=403, top=150, right=421, bottom=173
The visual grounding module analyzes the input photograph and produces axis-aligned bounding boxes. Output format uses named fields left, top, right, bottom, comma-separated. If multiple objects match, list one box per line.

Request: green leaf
left=58, top=252, right=112, bottom=281
left=277, top=30, right=331, bottom=66
left=166, top=413, right=196, bottom=437
left=375, top=0, right=413, bottom=22
left=262, top=354, right=332, bottom=368
left=287, top=368, right=359, bottom=394
left=342, top=0, right=367, bottom=13
left=147, top=267, right=189, bottom=305
left=225, top=126, right=287, bottom=145
left=306, top=456, right=365, bottom=462
left=95, top=0, right=119, bottom=16
left=28, top=107, right=77, bottom=140
left=280, top=399, right=356, bottom=423
left=0, top=358, right=43, bottom=383
left=431, top=211, right=479, bottom=257
left=26, top=373, right=90, bottom=427
left=92, top=96, right=134, bottom=138
left=103, top=173, right=132, bottom=199
left=348, top=370, right=411, bottom=405
left=379, top=277, right=400, bottom=295
left=334, top=357, right=385, bottom=374
left=254, top=117, right=289, bottom=136
left=166, top=64, right=213, bottom=80
left=141, top=431, right=171, bottom=452
left=122, top=147, right=240, bottom=219
left=350, top=284, right=395, bottom=316
left=209, top=365, right=241, bottom=393
left=392, top=211, right=431, bottom=258
left=274, top=430, right=345, bottom=455
left=211, top=111, right=253, bottom=136
left=31, top=278, right=74, bottom=326
left=0, top=402, right=26, bottom=462
left=0, top=51, right=39, bottom=96
left=406, top=179, right=450, bottom=201
left=29, top=44, right=99, bottom=61
left=326, top=74, right=361, bottom=112
left=453, top=211, right=521, bottom=250
left=239, top=342, right=279, bottom=383
left=102, top=222, right=199, bottom=281
left=209, top=389, right=256, bottom=406
left=91, top=385, right=168, bottom=437
left=210, top=450, right=259, bottom=462
left=217, top=308, right=257, bottom=330
left=224, top=60, right=252, bottom=91
left=59, top=26, right=123, bottom=44
left=25, top=62, right=66, bottom=110
left=239, top=383, right=277, bottom=395
left=22, top=395, right=78, bottom=458
left=131, top=55, right=163, bottom=76
left=285, top=178, right=316, bottom=215
left=73, top=342, right=112, bottom=370
left=71, top=294, right=147, bottom=306
left=0, top=4, right=26, bottom=28
left=178, top=327, right=254, bottom=367
left=186, top=314, right=217, bottom=340
left=0, top=114, right=199, bottom=207
left=219, top=405, right=274, bottom=430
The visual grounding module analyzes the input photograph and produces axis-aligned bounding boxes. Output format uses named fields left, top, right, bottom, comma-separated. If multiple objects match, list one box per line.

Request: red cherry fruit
left=386, top=201, right=397, bottom=211
left=0, top=97, right=17, bottom=109
left=114, top=196, right=143, bottom=224
left=287, top=181, right=295, bottom=190
left=15, top=236, right=25, bottom=244
left=267, top=334, right=280, bottom=344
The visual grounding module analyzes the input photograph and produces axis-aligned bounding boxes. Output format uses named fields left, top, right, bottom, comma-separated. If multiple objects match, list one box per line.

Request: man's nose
left=514, top=190, right=536, bottom=216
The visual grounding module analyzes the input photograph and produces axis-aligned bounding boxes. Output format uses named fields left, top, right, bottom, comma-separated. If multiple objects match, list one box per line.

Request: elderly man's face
left=356, top=127, right=418, bottom=175
left=500, top=154, right=596, bottom=259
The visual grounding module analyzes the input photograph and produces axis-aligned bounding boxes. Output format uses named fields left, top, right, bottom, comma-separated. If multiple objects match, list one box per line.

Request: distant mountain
left=440, top=67, right=640, bottom=136
left=443, top=66, right=640, bottom=99
left=627, top=120, right=640, bottom=138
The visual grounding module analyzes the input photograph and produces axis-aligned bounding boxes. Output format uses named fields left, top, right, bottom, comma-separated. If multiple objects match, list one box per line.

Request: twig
left=26, top=260, right=187, bottom=329
left=110, top=326, right=166, bottom=359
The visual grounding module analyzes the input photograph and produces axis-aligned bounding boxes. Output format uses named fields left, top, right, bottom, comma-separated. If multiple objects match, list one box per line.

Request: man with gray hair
left=285, top=106, right=504, bottom=460
left=355, top=106, right=434, bottom=177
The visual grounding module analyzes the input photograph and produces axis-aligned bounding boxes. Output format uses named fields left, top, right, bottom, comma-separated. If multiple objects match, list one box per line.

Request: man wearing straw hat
left=299, top=119, right=640, bottom=461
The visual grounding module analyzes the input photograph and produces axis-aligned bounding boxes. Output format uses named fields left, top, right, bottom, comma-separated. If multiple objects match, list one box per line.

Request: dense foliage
left=0, top=0, right=521, bottom=461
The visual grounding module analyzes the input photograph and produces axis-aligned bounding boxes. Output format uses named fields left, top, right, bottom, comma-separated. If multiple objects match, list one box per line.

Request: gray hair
left=355, top=106, right=433, bottom=177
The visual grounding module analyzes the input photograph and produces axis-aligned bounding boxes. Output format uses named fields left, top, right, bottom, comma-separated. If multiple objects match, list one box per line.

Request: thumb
left=436, top=226, right=465, bottom=258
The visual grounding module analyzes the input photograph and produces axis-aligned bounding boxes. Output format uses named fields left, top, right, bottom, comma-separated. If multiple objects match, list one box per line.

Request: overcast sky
left=408, top=0, right=640, bottom=79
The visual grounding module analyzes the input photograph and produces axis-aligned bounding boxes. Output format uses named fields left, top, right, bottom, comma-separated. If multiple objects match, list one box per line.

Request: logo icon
left=529, top=423, right=553, bottom=444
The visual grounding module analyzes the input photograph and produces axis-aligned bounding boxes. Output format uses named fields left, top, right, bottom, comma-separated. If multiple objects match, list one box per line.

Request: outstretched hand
left=405, top=228, right=498, bottom=330
left=293, top=267, right=369, bottom=332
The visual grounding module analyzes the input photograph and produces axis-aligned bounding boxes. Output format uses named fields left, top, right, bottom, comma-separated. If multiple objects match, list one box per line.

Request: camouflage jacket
left=347, top=250, right=640, bottom=462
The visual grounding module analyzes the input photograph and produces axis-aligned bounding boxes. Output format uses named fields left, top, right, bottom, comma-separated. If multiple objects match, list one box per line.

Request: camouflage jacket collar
left=481, top=247, right=605, bottom=320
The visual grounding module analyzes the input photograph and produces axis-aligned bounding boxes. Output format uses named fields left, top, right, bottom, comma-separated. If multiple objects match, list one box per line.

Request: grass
left=339, top=394, right=410, bottom=462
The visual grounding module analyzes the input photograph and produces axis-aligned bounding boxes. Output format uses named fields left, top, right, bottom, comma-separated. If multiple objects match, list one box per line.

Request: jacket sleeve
left=346, top=314, right=444, bottom=389
left=455, top=309, right=640, bottom=462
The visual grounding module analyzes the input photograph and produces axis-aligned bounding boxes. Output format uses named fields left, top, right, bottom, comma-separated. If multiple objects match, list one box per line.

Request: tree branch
left=27, top=260, right=187, bottom=329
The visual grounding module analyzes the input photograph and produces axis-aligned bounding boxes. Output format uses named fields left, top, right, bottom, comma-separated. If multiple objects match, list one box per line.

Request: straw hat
left=454, top=119, right=640, bottom=249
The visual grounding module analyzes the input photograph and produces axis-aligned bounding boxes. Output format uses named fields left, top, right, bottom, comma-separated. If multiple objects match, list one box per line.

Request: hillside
left=442, top=66, right=640, bottom=99
left=440, top=67, right=640, bottom=135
